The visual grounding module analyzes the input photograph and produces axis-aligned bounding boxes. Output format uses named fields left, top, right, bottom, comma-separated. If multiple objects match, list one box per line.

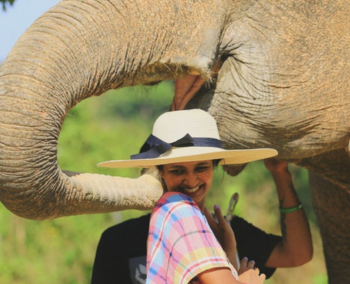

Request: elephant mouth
left=172, top=61, right=221, bottom=111
left=172, top=74, right=206, bottom=110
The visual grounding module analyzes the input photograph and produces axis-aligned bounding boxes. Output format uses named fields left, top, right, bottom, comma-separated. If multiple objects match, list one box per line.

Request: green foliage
left=58, top=81, right=174, bottom=177
left=0, top=81, right=327, bottom=283
left=0, top=0, right=15, bottom=11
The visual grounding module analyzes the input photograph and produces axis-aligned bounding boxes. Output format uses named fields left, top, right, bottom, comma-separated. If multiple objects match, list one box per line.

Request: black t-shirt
left=91, top=213, right=281, bottom=284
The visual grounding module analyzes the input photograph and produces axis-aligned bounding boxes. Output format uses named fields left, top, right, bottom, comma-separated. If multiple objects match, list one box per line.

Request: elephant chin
left=222, top=164, right=247, bottom=177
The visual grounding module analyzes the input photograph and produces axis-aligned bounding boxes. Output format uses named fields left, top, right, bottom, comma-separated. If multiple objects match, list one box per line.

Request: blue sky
left=0, top=0, right=60, bottom=62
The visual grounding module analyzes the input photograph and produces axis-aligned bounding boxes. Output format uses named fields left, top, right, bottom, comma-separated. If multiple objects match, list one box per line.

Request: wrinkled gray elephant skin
left=0, top=0, right=349, bottom=282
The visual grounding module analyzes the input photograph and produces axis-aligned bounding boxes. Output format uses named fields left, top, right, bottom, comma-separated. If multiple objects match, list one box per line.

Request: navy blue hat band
left=130, top=134, right=222, bottom=160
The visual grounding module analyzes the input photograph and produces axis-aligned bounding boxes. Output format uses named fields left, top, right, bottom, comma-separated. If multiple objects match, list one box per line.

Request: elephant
left=0, top=0, right=350, bottom=283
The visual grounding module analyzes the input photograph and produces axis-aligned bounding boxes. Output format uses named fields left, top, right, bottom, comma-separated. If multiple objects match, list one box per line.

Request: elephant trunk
left=0, top=0, right=227, bottom=219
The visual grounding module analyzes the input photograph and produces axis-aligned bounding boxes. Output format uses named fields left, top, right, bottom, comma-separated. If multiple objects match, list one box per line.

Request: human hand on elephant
left=262, top=158, right=313, bottom=269
left=264, top=158, right=289, bottom=176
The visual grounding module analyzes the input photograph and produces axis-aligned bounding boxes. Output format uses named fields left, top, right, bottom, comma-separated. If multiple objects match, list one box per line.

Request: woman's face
left=158, top=160, right=214, bottom=210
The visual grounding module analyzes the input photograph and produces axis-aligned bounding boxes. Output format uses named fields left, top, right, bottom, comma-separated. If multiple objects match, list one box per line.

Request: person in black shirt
left=92, top=213, right=280, bottom=284
left=91, top=159, right=313, bottom=284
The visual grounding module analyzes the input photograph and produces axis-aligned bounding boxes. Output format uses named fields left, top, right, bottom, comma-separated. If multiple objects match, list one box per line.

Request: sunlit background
left=0, top=1, right=327, bottom=283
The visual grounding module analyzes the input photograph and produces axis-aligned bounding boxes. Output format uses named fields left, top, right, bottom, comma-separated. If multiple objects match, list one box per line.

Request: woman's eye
left=170, top=169, right=185, bottom=175
left=196, top=166, right=210, bottom=173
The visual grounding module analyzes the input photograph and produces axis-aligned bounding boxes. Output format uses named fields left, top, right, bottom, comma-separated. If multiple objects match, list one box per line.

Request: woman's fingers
left=247, top=259, right=256, bottom=269
left=256, top=269, right=266, bottom=281
left=205, top=205, right=240, bottom=272
left=238, top=257, right=249, bottom=275
left=238, top=268, right=266, bottom=284
left=213, top=204, right=230, bottom=227
left=240, top=257, right=248, bottom=268
left=264, top=158, right=288, bottom=173
left=204, top=205, right=228, bottom=231
left=213, top=204, right=224, bottom=220
left=239, top=257, right=256, bottom=275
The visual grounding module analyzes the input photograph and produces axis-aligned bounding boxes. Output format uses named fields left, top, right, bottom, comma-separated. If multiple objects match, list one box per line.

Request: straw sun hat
left=98, top=109, right=278, bottom=168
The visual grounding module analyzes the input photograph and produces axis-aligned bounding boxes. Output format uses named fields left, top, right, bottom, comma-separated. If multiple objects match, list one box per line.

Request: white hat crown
left=152, top=109, right=220, bottom=143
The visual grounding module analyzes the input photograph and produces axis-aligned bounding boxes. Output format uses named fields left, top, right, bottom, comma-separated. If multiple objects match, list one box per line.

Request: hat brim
left=97, top=147, right=278, bottom=168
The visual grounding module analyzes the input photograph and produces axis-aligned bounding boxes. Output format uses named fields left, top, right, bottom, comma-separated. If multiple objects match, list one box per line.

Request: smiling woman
left=98, top=109, right=277, bottom=284
left=158, top=161, right=215, bottom=209
left=1, top=0, right=346, bottom=281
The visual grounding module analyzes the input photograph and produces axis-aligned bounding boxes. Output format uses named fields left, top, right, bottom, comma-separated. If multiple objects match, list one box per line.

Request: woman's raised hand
left=238, top=257, right=256, bottom=275
left=204, top=205, right=239, bottom=270
left=264, top=158, right=288, bottom=175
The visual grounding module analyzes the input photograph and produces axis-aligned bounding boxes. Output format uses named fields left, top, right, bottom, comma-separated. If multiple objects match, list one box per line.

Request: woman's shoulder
left=158, top=192, right=196, bottom=207
left=152, top=192, right=202, bottom=221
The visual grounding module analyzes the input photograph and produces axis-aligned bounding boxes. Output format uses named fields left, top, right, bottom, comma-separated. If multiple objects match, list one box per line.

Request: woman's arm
left=198, top=266, right=266, bottom=284
left=147, top=192, right=262, bottom=284
left=264, top=159, right=313, bottom=267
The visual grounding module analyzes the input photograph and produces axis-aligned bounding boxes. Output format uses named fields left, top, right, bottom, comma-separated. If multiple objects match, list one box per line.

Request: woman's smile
left=183, top=185, right=200, bottom=193
left=158, top=160, right=214, bottom=210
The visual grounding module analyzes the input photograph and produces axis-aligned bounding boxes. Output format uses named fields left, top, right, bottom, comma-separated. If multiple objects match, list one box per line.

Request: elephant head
left=1, top=0, right=350, bottom=282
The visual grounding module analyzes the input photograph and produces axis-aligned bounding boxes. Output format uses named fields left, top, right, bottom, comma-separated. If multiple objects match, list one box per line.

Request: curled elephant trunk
left=0, top=0, right=227, bottom=219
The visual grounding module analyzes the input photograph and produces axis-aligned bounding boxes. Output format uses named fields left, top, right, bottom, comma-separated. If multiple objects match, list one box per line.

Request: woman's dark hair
left=213, top=159, right=221, bottom=167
